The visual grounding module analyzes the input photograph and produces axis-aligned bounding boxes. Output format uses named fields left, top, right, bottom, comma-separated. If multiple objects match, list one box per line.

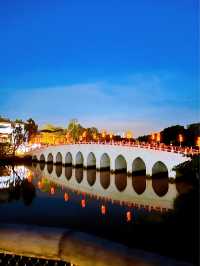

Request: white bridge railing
left=28, top=141, right=199, bottom=157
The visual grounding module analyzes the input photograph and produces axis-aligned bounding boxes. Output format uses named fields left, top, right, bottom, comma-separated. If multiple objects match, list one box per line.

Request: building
left=0, top=121, right=12, bottom=143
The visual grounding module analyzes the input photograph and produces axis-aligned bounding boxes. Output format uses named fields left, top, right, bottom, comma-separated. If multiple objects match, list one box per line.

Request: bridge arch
left=115, top=155, right=127, bottom=172
left=152, top=178, right=169, bottom=197
left=47, top=153, right=53, bottom=164
left=32, top=155, right=38, bottom=161
left=65, top=166, right=72, bottom=180
left=65, top=152, right=73, bottom=165
left=132, top=175, right=146, bottom=195
left=75, top=152, right=84, bottom=167
left=132, top=157, right=146, bottom=175
left=47, top=163, right=53, bottom=174
left=87, top=152, right=96, bottom=168
left=75, top=168, right=83, bottom=183
left=87, top=169, right=96, bottom=186
left=152, top=161, right=168, bottom=177
left=40, top=154, right=45, bottom=162
left=100, top=171, right=110, bottom=189
left=56, top=152, right=62, bottom=165
left=115, top=172, right=127, bottom=191
left=100, top=153, right=110, bottom=170
left=56, top=165, right=62, bottom=177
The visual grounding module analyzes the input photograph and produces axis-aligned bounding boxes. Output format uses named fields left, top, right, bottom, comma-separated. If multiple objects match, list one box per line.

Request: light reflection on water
left=0, top=163, right=193, bottom=227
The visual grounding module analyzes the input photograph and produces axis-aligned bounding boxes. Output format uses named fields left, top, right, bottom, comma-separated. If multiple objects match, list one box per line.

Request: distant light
left=81, top=199, right=86, bottom=208
left=126, top=211, right=132, bottom=222
left=101, top=205, right=106, bottom=215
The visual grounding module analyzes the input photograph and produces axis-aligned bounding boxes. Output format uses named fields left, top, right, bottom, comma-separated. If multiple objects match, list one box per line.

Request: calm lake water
left=0, top=163, right=198, bottom=264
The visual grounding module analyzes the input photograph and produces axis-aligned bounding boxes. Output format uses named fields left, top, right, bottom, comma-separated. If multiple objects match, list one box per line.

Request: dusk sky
left=0, top=0, right=198, bottom=136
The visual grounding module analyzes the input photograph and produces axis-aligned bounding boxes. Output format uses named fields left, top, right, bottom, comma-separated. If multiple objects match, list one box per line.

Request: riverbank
left=0, top=155, right=32, bottom=166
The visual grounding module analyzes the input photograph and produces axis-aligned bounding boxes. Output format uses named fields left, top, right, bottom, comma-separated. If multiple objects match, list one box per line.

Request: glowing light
left=151, top=133, right=155, bottom=140
left=101, top=205, right=106, bottom=215
left=179, top=134, right=183, bottom=143
left=156, top=133, right=160, bottom=142
left=109, top=132, right=113, bottom=139
left=82, top=131, right=87, bottom=138
left=81, top=199, right=86, bottom=208
left=126, top=131, right=133, bottom=139
left=197, top=137, right=200, bottom=147
left=64, top=192, right=69, bottom=201
left=101, top=130, right=106, bottom=138
left=50, top=187, right=55, bottom=195
left=38, top=181, right=42, bottom=189
left=126, top=211, right=132, bottom=222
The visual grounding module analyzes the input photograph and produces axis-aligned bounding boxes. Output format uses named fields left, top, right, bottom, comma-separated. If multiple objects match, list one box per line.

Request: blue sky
left=0, top=0, right=198, bottom=136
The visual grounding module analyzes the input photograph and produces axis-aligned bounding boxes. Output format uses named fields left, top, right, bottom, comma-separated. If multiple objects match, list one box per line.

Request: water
left=0, top=164, right=198, bottom=263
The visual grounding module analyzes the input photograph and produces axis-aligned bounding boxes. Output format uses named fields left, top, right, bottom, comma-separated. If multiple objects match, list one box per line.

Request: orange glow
left=109, top=132, right=113, bottom=139
left=126, top=131, right=133, bottom=139
left=64, top=192, right=69, bottom=201
left=79, top=136, right=83, bottom=141
left=197, top=137, right=200, bottom=147
left=126, top=211, right=132, bottom=222
left=101, top=130, right=106, bottom=138
left=37, top=181, right=41, bottom=189
left=50, top=187, right=55, bottom=195
left=82, top=131, right=87, bottom=138
left=81, top=199, right=86, bottom=208
left=93, top=133, right=97, bottom=140
left=151, top=133, right=155, bottom=140
left=179, top=134, right=183, bottom=143
left=101, top=205, right=106, bottom=215
left=156, top=133, right=160, bottom=142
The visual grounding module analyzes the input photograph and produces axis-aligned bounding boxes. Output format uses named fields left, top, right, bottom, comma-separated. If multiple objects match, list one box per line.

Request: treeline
left=137, top=123, right=200, bottom=147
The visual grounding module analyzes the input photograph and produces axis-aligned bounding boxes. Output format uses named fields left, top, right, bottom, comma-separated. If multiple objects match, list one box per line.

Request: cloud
left=0, top=72, right=198, bottom=136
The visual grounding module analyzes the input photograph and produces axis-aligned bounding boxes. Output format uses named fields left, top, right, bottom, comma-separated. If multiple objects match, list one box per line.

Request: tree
left=185, top=123, right=200, bottom=147
left=12, top=123, right=26, bottom=156
left=25, top=118, right=38, bottom=141
left=67, top=119, right=83, bottom=142
left=161, top=125, right=185, bottom=145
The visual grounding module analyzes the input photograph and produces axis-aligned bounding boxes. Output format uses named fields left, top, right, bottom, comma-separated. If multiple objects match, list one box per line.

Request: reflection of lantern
left=38, top=181, right=41, bottom=189
left=50, top=187, right=55, bottom=195
left=151, top=133, right=155, bottom=140
left=64, top=192, right=69, bottom=201
left=81, top=199, right=86, bottom=208
left=126, top=211, right=132, bottom=222
left=109, top=132, right=113, bottom=139
left=101, top=205, right=106, bottom=215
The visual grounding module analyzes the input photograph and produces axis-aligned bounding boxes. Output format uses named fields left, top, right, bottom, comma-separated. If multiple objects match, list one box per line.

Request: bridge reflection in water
left=33, top=162, right=178, bottom=212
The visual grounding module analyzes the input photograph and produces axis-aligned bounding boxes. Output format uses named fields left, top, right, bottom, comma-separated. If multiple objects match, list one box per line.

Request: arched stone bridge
left=31, top=144, right=189, bottom=178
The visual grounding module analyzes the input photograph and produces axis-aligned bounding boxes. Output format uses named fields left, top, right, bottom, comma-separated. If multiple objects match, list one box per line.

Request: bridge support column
left=96, top=161, right=100, bottom=171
